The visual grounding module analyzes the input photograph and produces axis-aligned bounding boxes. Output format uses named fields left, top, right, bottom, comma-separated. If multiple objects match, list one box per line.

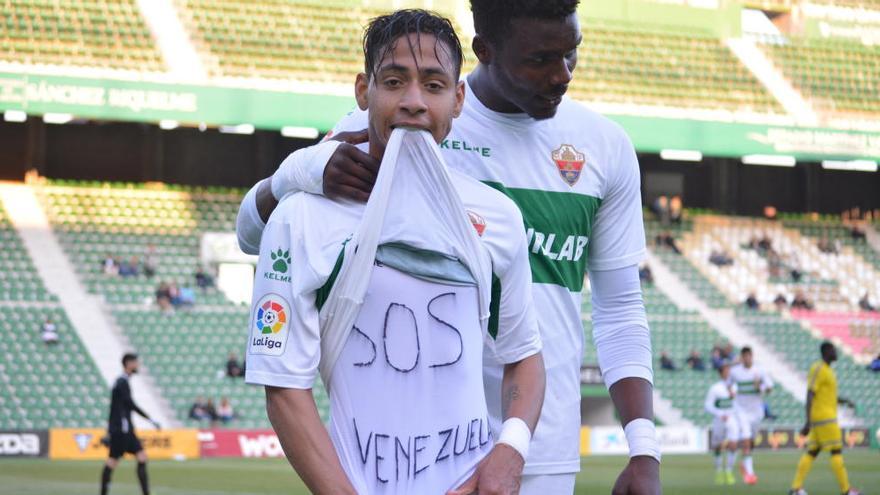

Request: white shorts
left=710, top=415, right=739, bottom=448
left=735, top=410, right=763, bottom=441
left=520, top=473, right=577, bottom=495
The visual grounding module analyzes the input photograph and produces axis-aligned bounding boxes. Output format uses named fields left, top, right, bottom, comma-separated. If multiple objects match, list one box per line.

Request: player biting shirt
left=244, top=10, right=545, bottom=495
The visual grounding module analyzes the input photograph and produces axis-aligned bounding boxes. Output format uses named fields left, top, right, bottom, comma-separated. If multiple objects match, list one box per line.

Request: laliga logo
left=257, top=300, right=287, bottom=335
left=467, top=211, right=486, bottom=237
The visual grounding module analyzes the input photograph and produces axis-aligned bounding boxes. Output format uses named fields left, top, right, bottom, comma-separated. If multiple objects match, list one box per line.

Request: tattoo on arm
left=502, top=384, right=521, bottom=418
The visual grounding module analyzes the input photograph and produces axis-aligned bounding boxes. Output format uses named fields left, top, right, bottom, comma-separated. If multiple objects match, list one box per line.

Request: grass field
left=1, top=450, right=878, bottom=494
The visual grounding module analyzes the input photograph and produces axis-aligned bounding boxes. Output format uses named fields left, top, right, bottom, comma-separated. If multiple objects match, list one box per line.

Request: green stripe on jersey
left=737, top=381, right=759, bottom=394
left=715, top=398, right=733, bottom=409
left=484, top=182, right=601, bottom=292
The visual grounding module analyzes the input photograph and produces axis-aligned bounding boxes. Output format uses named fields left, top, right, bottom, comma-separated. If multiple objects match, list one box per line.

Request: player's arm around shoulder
left=244, top=200, right=358, bottom=494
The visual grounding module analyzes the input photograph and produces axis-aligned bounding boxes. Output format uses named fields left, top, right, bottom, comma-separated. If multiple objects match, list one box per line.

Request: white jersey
left=245, top=171, right=541, bottom=493
left=705, top=381, right=738, bottom=447
left=323, top=81, right=647, bottom=474
left=728, top=364, right=772, bottom=415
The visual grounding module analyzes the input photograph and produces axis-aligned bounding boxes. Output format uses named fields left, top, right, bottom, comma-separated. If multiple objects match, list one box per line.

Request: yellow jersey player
left=789, top=341, right=860, bottom=495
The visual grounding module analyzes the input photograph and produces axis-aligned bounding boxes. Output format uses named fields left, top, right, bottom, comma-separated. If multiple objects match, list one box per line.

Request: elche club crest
left=467, top=210, right=486, bottom=237
left=552, top=144, right=586, bottom=186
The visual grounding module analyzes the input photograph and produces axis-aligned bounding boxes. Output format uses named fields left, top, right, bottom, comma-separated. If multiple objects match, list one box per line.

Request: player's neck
left=467, top=66, right=521, bottom=115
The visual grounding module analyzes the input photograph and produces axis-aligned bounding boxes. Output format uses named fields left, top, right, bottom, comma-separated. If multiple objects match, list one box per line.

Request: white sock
left=743, top=455, right=754, bottom=475
left=714, top=454, right=722, bottom=471
left=727, top=451, right=737, bottom=471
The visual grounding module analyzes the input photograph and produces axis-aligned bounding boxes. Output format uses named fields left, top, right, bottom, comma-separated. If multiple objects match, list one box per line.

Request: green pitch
left=1, top=451, right=877, bottom=494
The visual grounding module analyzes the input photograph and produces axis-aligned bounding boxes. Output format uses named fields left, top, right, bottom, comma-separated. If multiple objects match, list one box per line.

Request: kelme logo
left=264, top=248, right=291, bottom=283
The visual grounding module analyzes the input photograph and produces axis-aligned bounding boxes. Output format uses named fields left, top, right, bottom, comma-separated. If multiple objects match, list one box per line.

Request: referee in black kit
left=100, top=353, right=160, bottom=495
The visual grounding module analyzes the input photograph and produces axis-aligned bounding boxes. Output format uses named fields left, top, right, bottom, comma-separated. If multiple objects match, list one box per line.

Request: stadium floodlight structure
left=660, top=149, right=703, bottom=162
left=159, top=120, right=179, bottom=130
left=3, top=110, right=27, bottom=122
left=42, top=113, right=74, bottom=125
left=741, top=154, right=797, bottom=167
left=281, top=126, right=320, bottom=139
left=219, top=124, right=255, bottom=135
left=821, top=160, right=878, bottom=172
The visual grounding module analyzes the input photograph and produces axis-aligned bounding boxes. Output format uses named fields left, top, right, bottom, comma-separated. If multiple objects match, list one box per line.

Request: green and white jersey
left=324, top=81, right=647, bottom=474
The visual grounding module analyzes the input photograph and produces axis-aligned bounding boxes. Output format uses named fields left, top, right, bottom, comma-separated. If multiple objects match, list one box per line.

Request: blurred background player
left=704, top=361, right=737, bottom=486
left=789, top=341, right=860, bottom=495
left=100, top=353, right=160, bottom=495
left=728, top=346, right=772, bottom=484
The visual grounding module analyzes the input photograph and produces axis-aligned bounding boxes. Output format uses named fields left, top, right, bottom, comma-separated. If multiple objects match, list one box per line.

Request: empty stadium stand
left=0, top=0, right=165, bottom=71
left=174, top=0, right=390, bottom=81
left=575, top=23, right=784, bottom=113
left=762, top=38, right=880, bottom=116
left=0, top=201, right=107, bottom=430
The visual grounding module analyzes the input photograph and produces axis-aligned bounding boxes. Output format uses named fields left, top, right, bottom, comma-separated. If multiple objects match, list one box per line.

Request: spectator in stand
left=638, top=264, right=654, bottom=285
left=177, top=285, right=196, bottom=307
left=102, top=254, right=118, bottom=276
left=660, top=351, right=677, bottom=371
left=652, top=195, right=671, bottom=226
left=720, top=342, right=735, bottom=362
left=217, top=397, right=235, bottom=425
left=118, top=256, right=139, bottom=278
left=205, top=399, right=218, bottom=427
left=188, top=397, right=210, bottom=421
left=155, top=282, right=172, bottom=313
left=226, top=352, right=243, bottom=378
left=143, top=245, right=157, bottom=278
left=709, top=248, right=733, bottom=267
left=711, top=347, right=725, bottom=371
left=791, top=290, right=814, bottom=310
left=41, top=317, right=59, bottom=345
left=745, top=292, right=760, bottom=310
left=757, top=234, right=773, bottom=252
left=859, top=293, right=876, bottom=312
left=655, top=230, right=682, bottom=254
left=195, top=267, right=214, bottom=290
left=868, top=354, right=880, bottom=372
left=817, top=237, right=839, bottom=255
left=767, top=250, right=784, bottom=278
left=686, top=349, right=706, bottom=371
left=669, top=195, right=683, bottom=224
left=850, top=224, right=866, bottom=242
left=774, top=293, right=788, bottom=311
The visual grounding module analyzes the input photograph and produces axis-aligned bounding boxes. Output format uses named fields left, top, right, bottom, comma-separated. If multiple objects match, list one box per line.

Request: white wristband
left=624, top=418, right=661, bottom=462
left=497, top=417, right=532, bottom=460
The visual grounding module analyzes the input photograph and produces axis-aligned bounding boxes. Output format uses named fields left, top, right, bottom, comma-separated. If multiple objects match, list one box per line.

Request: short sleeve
left=244, top=204, right=325, bottom=389
left=322, top=108, right=369, bottom=140
left=587, top=131, right=647, bottom=272
left=485, top=218, right=542, bottom=364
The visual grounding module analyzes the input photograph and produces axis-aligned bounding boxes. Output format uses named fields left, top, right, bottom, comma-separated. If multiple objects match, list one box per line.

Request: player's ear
left=355, top=72, right=370, bottom=111
left=472, top=35, right=493, bottom=65
left=452, top=80, right=465, bottom=118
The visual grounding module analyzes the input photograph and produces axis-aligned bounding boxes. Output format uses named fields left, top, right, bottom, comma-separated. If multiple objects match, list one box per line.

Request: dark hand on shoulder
left=612, top=455, right=661, bottom=495
left=322, top=129, right=380, bottom=203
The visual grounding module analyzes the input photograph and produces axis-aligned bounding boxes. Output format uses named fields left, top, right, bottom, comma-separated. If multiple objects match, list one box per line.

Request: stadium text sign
left=0, top=430, right=48, bottom=457
left=198, top=429, right=285, bottom=458
left=0, top=71, right=353, bottom=132
left=48, top=428, right=200, bottom=460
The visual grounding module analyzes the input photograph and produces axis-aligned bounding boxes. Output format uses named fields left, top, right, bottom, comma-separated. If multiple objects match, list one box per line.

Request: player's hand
left=800, top=424, right=810, bottom=437
left=446, top=443, right=524, bottom=495
left=322, top=129, right=379, bottom=203
left=612, top=455, right=661, bottom=495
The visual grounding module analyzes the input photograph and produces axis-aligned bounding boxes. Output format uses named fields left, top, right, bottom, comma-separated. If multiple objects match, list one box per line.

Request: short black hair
left=740, top=346, right=752, bottom=355
left=820, top=341, right=835, bottom=355
left=122, top=353, right=138, bottom=367
left=363, top=9, right=463, bottom=81
left=470, top=0, right=580, bottom=44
